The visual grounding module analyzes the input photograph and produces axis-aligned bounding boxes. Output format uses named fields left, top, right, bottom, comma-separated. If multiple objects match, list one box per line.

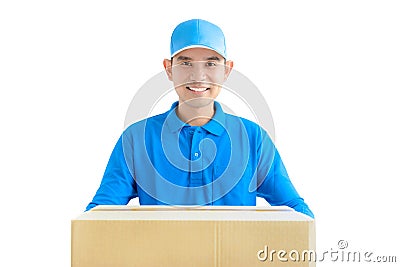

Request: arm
left=256, top=132, right=314, bottom=218
left=85, top=135, right=137, bottom=211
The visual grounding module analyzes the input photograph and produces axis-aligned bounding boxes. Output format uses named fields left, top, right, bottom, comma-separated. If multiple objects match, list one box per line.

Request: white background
left=1, top=0, right=399, bottom=266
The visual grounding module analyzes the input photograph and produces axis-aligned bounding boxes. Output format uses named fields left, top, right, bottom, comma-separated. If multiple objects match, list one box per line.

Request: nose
left=189, top=62, right=206, bottom=81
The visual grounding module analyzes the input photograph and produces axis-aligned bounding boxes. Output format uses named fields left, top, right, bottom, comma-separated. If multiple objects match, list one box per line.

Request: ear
left=163, top=59, right=173, bottom=81
left=223, top=60, right=234, bottom=82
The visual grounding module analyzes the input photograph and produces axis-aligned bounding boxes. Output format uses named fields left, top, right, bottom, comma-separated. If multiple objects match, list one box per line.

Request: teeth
left=188, top=87, right=208, bottom=92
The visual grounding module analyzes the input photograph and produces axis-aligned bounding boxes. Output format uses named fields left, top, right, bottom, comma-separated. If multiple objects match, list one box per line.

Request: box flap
left=74, top=205, right=313, bottom=222
left=91, top=205, right=293, bottom=212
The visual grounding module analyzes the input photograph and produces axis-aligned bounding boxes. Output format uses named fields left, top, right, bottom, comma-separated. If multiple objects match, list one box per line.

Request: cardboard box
left=71, top=205, right=315, bottom=267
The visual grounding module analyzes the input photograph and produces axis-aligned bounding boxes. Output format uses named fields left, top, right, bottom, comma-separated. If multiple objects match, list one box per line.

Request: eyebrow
left=205, top=56, right=221, bottom=61
left=176, top=56, right=192, bottom=61
left=175, top=56, right=221, bottom=61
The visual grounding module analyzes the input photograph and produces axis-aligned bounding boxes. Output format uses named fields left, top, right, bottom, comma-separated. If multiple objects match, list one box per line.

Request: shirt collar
left=165, top=101, right=226, bottom=136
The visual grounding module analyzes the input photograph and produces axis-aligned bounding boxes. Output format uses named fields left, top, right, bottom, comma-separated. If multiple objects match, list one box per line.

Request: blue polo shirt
left=86, top=101, right=314, bottom=218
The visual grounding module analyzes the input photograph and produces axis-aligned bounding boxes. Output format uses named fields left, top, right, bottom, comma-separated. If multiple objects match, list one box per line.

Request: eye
left=180, top=61, right=192, bottom=66
left=206, top=61, right=217, bottom=67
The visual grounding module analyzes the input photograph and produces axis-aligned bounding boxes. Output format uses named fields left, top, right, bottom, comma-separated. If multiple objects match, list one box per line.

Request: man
left=86, top=19, right=314, bottom=218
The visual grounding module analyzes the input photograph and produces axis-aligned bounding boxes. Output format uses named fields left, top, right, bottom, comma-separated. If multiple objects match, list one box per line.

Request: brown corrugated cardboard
left=71, top=205, right=315, bottom=267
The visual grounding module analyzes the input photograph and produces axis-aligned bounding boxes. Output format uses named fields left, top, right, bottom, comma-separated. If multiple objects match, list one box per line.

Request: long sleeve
left=85, top=135, right=137, bottom=211
left=256, top=133, right=314, bottom=218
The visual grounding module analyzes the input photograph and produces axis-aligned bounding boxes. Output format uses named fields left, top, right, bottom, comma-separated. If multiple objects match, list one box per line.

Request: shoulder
left=123, top=111, right=168, bottom=137
left=224, top=113, right=273, bottom=146
left=225, top=113, right=265, bottom=134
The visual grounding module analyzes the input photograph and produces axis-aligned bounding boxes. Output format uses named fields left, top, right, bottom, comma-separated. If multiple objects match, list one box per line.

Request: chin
left=182, top=97, right=215, bottom=108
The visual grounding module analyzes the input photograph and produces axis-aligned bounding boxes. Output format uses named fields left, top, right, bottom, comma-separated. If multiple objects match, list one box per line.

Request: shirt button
left=194, top=152, right=199, bottom=157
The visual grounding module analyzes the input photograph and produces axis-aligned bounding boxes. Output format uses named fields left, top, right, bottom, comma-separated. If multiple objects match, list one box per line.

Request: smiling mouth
left=186, top=86, right=210, bottom=92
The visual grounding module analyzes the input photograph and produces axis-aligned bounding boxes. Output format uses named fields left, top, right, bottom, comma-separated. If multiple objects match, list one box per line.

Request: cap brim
left=171, top=45, right=225, bottom=58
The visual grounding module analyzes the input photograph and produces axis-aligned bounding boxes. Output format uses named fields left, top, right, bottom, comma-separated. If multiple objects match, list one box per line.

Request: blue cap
left=170, top=19, right=227, bottom=58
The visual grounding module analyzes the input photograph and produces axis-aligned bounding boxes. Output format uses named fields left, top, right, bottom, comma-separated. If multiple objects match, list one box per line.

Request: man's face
left=164, top=48, right=233, bottom=108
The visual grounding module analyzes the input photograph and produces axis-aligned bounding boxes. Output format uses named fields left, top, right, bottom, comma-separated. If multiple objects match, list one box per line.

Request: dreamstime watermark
left=257, top=240, right=397, bottom=263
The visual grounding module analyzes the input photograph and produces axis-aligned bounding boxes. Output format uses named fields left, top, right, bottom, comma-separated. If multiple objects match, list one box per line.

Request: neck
left=176, top=101, right=215, bottom=126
